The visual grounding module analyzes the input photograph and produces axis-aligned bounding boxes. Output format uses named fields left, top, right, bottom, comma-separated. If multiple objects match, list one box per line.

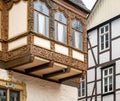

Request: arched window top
left=34, top=1, right=49, bottom=15
left=72, top=20, right=83, bottom=32
left=55, top=12, right=67, bottom=24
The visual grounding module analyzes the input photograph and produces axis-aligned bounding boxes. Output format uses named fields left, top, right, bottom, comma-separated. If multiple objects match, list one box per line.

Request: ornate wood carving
left=6, top=45, right=30, bottom=61
left=31, top=45, right=85, bottom=70
left=28, top=0, right=34, bottom=31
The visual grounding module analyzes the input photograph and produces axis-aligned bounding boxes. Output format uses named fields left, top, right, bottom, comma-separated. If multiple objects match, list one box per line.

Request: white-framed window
left=54, top=12, right=67, bottom=43
left=0, top=89, right=20, bottom=101
left=72, top=20, right=83, bottom=50
left=78, top=77, right=86, bottom=97
left=102, top=66, right=114, bottom=94
left=99, top=24, right=110, bottom=51
left=34, top=0, right=49, bottom=37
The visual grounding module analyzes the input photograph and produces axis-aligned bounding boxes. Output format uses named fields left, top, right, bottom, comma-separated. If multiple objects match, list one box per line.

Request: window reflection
left=34, top=1, right=49, bottom=37
left=54, top=12, right=67, bottom=43
left=72, top=20, right=83, bottom=50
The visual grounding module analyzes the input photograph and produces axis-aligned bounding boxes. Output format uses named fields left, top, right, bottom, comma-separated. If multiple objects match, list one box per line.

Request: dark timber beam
left=25, top=61, right=53, bottom=73
left=43, top=68, right=67, bottom=78
left=59, top=73, right=81, bottom=82
left=4, top=55, right=33, bottom=69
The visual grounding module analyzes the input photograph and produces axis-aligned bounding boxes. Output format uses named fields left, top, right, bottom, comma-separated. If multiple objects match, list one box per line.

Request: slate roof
left=68, top=0, right=90, bottom=13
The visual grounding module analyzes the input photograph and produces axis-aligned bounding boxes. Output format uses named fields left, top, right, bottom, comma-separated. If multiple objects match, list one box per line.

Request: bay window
left=34, top=0, right=49, bottom=37
left=54, top=12, right=67, bottom=43
left=72, top=20, right=83, bottom=50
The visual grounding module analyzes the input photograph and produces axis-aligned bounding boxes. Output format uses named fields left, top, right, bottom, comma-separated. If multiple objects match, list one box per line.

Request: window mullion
left=7, top=89, right=10, bottom=101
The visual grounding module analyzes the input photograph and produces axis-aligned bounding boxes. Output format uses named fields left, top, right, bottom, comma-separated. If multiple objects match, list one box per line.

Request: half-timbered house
left=78, top=0, right=120, bottom=101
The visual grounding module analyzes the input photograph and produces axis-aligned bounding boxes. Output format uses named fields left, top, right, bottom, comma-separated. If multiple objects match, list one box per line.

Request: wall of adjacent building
left=78, top=16, right=120, bottom=101
left=0, top=68, right=77, bottom=101
left=87, top=0, right=120, bottom=30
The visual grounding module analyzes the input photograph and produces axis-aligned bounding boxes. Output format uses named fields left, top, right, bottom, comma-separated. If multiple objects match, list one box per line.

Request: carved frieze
left=32, top=44, right=85, bottom=70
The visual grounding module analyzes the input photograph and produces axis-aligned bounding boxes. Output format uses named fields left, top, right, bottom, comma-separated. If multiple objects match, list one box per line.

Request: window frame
left=54, top=12, right=67, bottom=44
left=102, top=65, right=114, bottom=95
left=78, top=77, right=86, bottom=98
left=72, top=20, right=83, bottom=50
left=99, top=24, right=110, bottom=52
left=0, top=79, right=26, bottom=101
left=34, top=1, right=49, bottom=37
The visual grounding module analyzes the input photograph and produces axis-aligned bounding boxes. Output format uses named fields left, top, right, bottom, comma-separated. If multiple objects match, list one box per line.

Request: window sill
left=102, top=91, right=114, bottom=96
left=78, top=96, right=86, bottom=100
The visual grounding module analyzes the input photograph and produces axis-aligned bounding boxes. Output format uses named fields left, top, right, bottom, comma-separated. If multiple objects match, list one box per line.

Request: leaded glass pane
left=10, top=90, right=20, bottom=101
left=55, top=12, right=66, bottom=24
left=34, top=1, right=49, bottom=15
left=72, top=20, right=82, bottom=32
left=0, top=89, right=7, bottom=101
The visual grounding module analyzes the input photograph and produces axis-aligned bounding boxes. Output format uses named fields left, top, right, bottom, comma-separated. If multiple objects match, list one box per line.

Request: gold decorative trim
left=0, top=71, right=26, bottom=101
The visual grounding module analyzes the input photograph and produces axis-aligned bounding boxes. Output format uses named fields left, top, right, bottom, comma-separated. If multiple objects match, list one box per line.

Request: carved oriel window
left=34, top=0, right=49, bottom=37
left=72, top=20, right=83, bottom=50
left=54, top=12, right=67, bottom=43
